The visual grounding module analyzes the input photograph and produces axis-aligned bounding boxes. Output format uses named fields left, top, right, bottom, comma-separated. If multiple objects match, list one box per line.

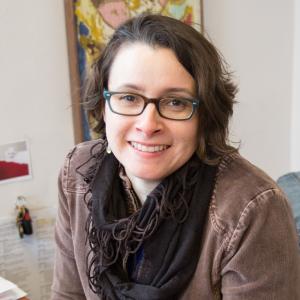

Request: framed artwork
left=64, top=0, right=204, bottom=144
left=0, top=140, right=32, bottom=185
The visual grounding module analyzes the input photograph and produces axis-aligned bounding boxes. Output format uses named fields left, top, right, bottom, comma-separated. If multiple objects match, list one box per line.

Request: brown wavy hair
left=83, top=14, right=238, bottom=164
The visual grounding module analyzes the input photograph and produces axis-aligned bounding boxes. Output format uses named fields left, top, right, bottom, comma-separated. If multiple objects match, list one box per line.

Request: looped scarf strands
left=76, top=140, right=217, bottom=299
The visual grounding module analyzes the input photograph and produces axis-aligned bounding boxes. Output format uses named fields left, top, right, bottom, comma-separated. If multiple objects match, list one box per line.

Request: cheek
left=177, top=120, right=199, bottom=148
left=190, top=117, right=200, bottom=146
left=186, top=131, right=198, bottom=150
left=193, top=122, right=200, bottom=145
left=103, top=105, right=117, bottom=133
left=104, top=111, right=132, bottom=143
left=104, top=116, right=116, bottom=140
left=103, top=110, right=115, bottom=143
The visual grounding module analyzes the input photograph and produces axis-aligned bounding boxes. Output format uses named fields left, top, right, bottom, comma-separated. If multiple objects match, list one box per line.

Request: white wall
left=204, top=0, right=295, bottom=179
left=0, top=0, right=74, bottom=218
left=291, top=0, right=300, bottom=171
left=0, top=1, right=298, bottom=219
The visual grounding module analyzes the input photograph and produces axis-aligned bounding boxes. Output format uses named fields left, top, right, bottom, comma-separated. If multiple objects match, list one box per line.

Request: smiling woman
left=104, top=43, right=199, bottom=186
left=51, top=14, right=300, bottom=300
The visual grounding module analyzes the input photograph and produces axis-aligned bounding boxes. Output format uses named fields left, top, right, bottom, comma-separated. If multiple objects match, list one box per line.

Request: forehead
left=107, top=42, right=195, bottom=94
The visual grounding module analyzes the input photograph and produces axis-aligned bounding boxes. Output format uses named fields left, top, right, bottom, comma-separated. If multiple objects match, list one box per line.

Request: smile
left=130, top=142, right=169, bottom=153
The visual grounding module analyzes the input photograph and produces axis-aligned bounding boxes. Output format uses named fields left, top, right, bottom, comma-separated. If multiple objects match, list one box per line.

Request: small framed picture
left=0, top=140, right=32, bottom=185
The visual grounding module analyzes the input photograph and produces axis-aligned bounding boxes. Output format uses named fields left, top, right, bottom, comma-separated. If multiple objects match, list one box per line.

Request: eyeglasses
left=103, top=89, right=200, bottom=121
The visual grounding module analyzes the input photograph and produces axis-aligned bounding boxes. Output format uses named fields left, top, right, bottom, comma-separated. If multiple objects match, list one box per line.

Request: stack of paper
left=0, top=277, right=27, bottom=300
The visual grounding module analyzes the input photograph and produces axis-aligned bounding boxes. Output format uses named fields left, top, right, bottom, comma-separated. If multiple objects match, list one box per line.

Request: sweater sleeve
left=221, top=189, right=300, bottom=300
left=51, top=163, right=86, bottom=300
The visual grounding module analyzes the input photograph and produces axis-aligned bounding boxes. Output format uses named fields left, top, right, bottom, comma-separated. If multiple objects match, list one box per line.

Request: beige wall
left=0, top=0, right=298, bottom=218
left=204, top=0, right=295, bottom=178
left=291, top=0, right=300, bottom=171
left=0, top=1, right=74, bottom=218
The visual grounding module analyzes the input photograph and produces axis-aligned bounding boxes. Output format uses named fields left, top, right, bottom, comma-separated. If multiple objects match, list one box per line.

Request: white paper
left=0, top=276, right=27, bottom=298
left=0, top=276, right=17, bottom=293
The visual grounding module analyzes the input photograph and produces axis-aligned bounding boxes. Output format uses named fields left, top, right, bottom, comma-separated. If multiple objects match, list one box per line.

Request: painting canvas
left=64, top=0, right=203, bottom=143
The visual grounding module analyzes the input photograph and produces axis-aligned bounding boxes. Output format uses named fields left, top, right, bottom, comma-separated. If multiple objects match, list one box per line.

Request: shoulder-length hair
left=83, top=14, right=237, bottom=164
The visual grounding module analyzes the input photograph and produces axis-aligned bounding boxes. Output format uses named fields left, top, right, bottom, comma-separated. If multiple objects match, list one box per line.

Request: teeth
left=130, top=142, right=168, bottom=153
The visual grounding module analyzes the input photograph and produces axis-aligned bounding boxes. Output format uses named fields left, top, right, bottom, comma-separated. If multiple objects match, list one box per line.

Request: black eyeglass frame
left=103, top=89, right=200, bottom=121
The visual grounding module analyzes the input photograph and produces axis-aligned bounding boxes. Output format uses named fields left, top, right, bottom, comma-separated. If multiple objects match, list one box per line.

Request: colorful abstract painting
left=69, top=0, right=202, bottom=140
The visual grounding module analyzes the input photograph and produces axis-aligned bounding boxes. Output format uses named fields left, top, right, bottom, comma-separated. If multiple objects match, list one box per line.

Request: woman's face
left=104, top=43, right=199, bottom=182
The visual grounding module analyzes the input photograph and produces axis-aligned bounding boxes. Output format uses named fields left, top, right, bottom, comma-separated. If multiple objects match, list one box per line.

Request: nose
left=135, top=103, right=162, bottom=136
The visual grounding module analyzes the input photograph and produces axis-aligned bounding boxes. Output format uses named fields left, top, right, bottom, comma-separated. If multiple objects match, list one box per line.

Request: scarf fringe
left=76, top=142, right=201, bottom=298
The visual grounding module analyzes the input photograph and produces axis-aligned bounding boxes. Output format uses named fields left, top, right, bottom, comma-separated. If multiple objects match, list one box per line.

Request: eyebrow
left=112, top=84, right=195, bottom=97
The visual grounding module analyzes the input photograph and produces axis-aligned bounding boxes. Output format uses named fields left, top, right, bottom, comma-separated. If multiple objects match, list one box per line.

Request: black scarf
left=84, top=151, right=217, bottom=300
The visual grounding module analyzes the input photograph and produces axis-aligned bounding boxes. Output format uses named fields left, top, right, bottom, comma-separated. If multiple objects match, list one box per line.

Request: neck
left=126, top=173, right=160, bottom=203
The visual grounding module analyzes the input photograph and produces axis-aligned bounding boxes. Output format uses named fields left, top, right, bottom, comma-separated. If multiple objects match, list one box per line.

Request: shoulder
left=209, top=152, right=289, bottom=235
left=66, top=139, right=105, bottom=162
left=60, top=139, right=106, bottom=193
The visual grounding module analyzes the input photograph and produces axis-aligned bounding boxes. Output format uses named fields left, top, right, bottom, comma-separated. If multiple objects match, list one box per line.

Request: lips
left=130, top=141, right=169, bottom=153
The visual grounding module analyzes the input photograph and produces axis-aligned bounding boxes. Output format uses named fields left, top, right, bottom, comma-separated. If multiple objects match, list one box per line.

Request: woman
left=51, top=14, right=300, bottom=299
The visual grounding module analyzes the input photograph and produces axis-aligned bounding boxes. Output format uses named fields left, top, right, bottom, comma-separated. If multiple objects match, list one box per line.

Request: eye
left=160, top=98, right=193, bottom=113
left=119, top=94, right=138, bottom=102
left=165, top=98, right=189, bottom=108
left=168, top=99, right=186, bottom=107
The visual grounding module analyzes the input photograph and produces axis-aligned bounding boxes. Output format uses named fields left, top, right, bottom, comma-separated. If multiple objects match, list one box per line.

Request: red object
left=23, top=210, right=31, bottom=221
left=0, top=161, right=29, bottom=180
